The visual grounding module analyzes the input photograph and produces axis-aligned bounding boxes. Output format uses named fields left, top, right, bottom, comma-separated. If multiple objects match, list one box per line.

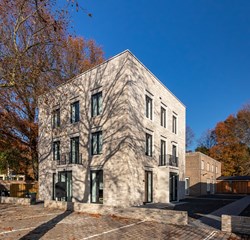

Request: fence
left=10, top=182, right=38, bottom=198
left=216, top=180, right=250, bottom=194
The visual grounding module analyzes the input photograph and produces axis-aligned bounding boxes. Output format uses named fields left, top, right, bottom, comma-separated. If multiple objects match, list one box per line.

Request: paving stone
left=0, top=204, right=248, bottom=240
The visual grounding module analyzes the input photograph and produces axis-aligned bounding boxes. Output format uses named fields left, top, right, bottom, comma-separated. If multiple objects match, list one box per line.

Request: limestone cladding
left=185, top=152, right=221, bottom=196
left=38, top=50, right=186, bottom=207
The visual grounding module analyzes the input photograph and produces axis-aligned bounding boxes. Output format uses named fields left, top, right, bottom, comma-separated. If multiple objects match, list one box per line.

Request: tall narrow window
left=201, top=160, right=204, bottom=170
left=145, top=95, right=153, bottom=120
left=91, top=131, right=103, bottom=155
left=53, top=141, right=60, bottom=161
left=91, top=92, right=102, bottom=117
left=170, top=144, right=178, bottom=167
left=90, top=170, right=103, bottom=203
left=160, top=140, right=166, bottom=165
left=161, top=107, right=166, bottom=127
left=145, top=133, right=152, bottom=157
left=52, top=109, right=60, bottom=128
left=70, top=137, right=79, bottom=163
left=172, top=115, right=177, bottom=134
left=70, top=101, right=80, bottom=123
left=145, top=171, right=153, bottom=203
left=207, top=163, right=210, bottom=171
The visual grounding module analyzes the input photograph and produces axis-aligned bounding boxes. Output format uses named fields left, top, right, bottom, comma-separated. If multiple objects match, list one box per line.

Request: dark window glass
left=91, top=131, right=103, bottom=155
left=91, top=92, right=102, bottom=117
left=145, top=133, right=152, bottom=156
left=70, top=101, right=80, bottom=123
left=145, top=95, right=153, bottom=120
left=52, top=109, right=60, bottom=128
left=70, top=137, right=79, bottom=163
left=172, top=115, right=177, bottom=134
left=90, top=170, right=103, bottom=203
left=161, top=107, right=166, bottom=127
left=145, top=171, right=153, bottom=203
left=160, top=140, right=166, bottom=165
left=53, top=141, right=60, bottom=161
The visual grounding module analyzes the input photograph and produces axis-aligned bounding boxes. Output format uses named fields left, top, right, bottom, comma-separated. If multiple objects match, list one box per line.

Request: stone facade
left=222, top=215, right=250, bottom=235
left=185, top=152, right=221, bottom=196
left=38, top=50, right=186, bottom=207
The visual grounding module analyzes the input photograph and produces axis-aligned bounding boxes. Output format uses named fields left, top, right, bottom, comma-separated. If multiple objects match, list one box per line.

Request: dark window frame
left=160, top=140, right=166, bottom=165
left=53, top=141, right=60, bottom=161
left=90, top=170, right=103, bottom=204
left=160, top=107, right=166, bottom=128
left=145, top=95, right=153, bottom=120
left=91, top=92, right=102, bottom=117
left=145, top=133, right=153, bottom=157
left=70, top=137, right=80, bottom=164
left=70, top=101, right=80, bottom=123
left=145, top=171, right=153, bottom=203
left=91, top=131, right=103, bottom=155
left=52, top=108, right=60, bottom=128
left=172, top=115, right=177, bottom=134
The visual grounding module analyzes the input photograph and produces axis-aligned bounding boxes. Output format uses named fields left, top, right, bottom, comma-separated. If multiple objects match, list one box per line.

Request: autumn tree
left=209, top=115, right=250, bottom=176
left=0, top=0, right=104, bottom=179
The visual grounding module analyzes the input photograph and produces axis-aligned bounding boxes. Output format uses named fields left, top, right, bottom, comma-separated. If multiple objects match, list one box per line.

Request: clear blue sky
left=67, top=0, right=250, bottom=148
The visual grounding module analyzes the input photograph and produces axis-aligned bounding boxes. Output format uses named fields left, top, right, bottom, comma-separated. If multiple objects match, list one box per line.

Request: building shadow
left=19, top=209, right=72, bottom=240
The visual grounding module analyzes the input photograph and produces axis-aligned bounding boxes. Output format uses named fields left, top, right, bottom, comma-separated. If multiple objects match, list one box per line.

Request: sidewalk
left=191, top=195, right=250, bottom=230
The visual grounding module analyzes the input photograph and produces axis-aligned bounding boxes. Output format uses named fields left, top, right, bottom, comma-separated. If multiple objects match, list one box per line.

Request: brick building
left=38, top=50, right=186, bottom=207
left=185, top=152, right=221, bottom=196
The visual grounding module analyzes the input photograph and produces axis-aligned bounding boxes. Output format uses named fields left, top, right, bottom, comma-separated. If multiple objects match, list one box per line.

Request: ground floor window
left=185, top=177, right=190, bottom=195
left=207, top=178, right=211, bottom=193
left=55, top=171, right=72, bottom=202
left=145, top=171, right=153, bottom=203
left=90, top=170, right=103, bottom=204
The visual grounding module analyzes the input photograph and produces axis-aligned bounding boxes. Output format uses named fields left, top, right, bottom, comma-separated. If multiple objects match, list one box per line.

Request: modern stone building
left=185, top=152, right=221, bottom=196
left=38, top=50, right=186, bottom=207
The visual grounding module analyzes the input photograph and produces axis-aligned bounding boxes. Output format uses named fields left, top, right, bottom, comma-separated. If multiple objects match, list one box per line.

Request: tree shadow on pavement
left=19, top=210, right=72, bottom=240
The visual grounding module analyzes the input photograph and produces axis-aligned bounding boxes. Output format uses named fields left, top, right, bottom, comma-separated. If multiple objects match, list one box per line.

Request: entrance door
left=145, top=171, right=153, bottom=203
left=90, top=170, right=103, bottom=203
left=58, top=171, right=72, bottom=202
left=170, top=172, right=178, bottom=201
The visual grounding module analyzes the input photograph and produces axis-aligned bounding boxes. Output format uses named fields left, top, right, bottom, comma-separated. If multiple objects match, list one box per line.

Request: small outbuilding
left=216, top=176, right=250, bottom=194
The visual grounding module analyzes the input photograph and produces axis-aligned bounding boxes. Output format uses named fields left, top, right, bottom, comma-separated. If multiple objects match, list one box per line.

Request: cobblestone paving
left=0, top=204, right=248, bottom=240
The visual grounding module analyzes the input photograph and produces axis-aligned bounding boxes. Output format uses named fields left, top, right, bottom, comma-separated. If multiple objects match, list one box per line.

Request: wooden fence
left=10, top=182, right=38, bottom=198
left=216, top=180, right=250, bottom=194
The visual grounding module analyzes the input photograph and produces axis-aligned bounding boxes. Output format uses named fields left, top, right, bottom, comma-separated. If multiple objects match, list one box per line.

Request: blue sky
left=67, top=0, right=250, bottom=148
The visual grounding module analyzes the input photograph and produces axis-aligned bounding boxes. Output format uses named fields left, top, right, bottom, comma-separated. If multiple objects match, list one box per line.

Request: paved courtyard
left=0, top=204, right=248, bottom=240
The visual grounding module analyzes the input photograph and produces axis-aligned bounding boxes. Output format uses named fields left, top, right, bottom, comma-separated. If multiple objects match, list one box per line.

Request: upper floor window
left=207, top=163, right=210, bottom=171
left=161, top=107, right=166, bottom=128
left=53, top=141, right=60, bottom=161
left=211, top=164, right=214, bottom=172
left=91, top=92, right=102, bottom=117
left=52, top=109, right=60, bottom=128
left=201, top=160, right=204, bottom=170
left=160, top=140, right=166, bottom=165
left=216, top=166, right=218, bottom=174
left=145, top=133, right=152, bottom=156
left=92, top=131, right=102, bottom=155
left=172, top=115, right=177, bottom=134
left=70, top=137, right=79, bottom=163
left=145, top=95, right=153, bottom=120
left=70, top=101, right=80, bottom=123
